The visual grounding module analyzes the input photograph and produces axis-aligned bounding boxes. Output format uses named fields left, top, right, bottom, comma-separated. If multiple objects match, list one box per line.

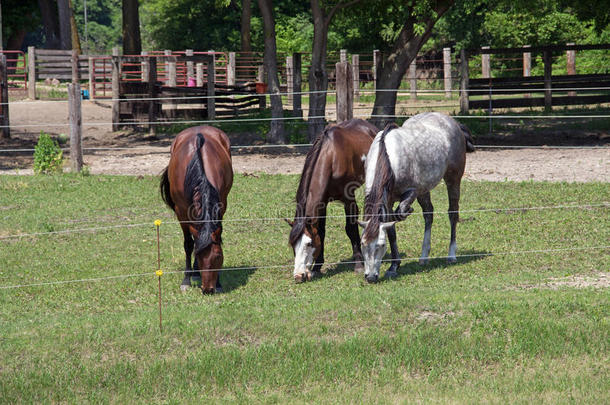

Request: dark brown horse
left=287, top=118, right=378, bottom=283
left=160, top=126, right=233, bottom=294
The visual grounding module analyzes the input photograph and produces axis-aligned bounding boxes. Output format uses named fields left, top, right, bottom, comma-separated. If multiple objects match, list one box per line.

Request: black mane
left=184, top=133, right=222, bottom=254
left=362, top=123, right=398, bottom=242
left=288, top=127, right=330, bottom=247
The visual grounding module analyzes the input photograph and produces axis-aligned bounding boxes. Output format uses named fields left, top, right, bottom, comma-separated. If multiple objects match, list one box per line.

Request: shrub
left=33, top=132, right=64, bottom=174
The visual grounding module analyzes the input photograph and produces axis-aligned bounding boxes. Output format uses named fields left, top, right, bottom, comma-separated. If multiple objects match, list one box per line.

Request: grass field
left=0, top=174, right=608, bottom=403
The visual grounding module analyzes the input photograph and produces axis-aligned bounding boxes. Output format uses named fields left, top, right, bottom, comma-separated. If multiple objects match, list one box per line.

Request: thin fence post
left=409, top=59, right=417, bottom=101
left=459, top=49, right=469, bottom=115
left=88, top=57, right=95, bottom=100
left=141, top=51, right=149, bottom=81
left=165, top=50, right=176, bottom=119
left=352, top=54, right=360, bottom=102
left=147, top=57, right=157, bottom=134
left=566, top=43, right=576, bottom=97
left=543, top=49, right=552, bottom=111
left=340, top=49, right=347, bottom=63
left=111, top=47, right=120, bottom=131
left=286, top=55, right=293, bottom=107
left=336, top=61, right=353, bottom=122
left=207, top=61, right=215, bottom=120
left=227, top=51, right=236, bottom=86
left=293, top=52, right=302, bottom=117
left=523, top=45, right=531, bottom=98
left=68, top=83, right=83, bottom=172
left=0, top=55, right=10, bottom=138
left=27, top=46, right=36, bottom=100
left=443, top=47, right=452, bottom=99
left=186, top=49, right=194, bottom=82
left=373, top=49, right=380, bottom=90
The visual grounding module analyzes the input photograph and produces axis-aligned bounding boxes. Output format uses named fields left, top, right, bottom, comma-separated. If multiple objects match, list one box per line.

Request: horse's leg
left=417, top=192, right=434, bottom=265
left=180, top=224, right=195, bottom=291
left=385, top=224, right=400, bottom=279
left=311, top=213, right=326, bottom=278
left=445, top=177, right=461, bottom=264
left=344, top=199, right=364, bottom=273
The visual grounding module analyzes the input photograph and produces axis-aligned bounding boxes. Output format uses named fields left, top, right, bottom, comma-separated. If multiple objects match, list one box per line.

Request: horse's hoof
left=419, top=258, right=429, bottom=266
left=180, top=284, right=190, bottom=292
left=384, top=270, right=398, bottom=280
left=447, top=257, right=457, bottom=264
left=354, top=262, right=365, bottom=274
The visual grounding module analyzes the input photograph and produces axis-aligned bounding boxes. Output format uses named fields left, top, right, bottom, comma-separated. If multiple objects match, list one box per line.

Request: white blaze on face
left=361, top=228, right=388, bottom=278
left=293, top=234, right=315, bottom=276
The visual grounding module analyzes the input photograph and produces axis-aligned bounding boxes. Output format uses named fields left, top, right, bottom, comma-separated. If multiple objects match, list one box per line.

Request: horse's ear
left=357, top=220, right=369, bottom=229
left=283, top=218, right=295, bottom=227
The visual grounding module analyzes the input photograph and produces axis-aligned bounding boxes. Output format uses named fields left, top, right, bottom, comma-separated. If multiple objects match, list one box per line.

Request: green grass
left=0, top=174, right=608, bottom=403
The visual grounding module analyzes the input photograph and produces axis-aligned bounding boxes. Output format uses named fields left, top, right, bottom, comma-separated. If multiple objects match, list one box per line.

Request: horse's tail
left=363, top=123, right=397, bottom=241
left=160, top=166, right=175, bottom=211
left=184, top=133, right=222, bottom=254
left=459, top=122, right=476, bottom=153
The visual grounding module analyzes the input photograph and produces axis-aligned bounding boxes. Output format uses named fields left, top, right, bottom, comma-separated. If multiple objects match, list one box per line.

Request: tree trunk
left=241, top=0, right=252, bottom=52
left=257, top=0, right=285, bottom=144
left=38, top=0, right=61, bottom=49
left=57, top=0, right=72, bottom=49
left=307, top=1, right=329, bottom=141
left=68, top=0, right=81, bottom=53
left=122, top=0, right=142, bottom=56
left=370, top=1, right=453, bottom=129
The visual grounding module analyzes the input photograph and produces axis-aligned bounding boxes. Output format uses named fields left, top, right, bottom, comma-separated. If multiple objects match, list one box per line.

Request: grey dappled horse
left=359, top=112, right=475, bottom=283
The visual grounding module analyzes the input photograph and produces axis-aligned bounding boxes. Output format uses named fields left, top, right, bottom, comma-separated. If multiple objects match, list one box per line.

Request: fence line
left=1, top=202, right=607, bottom=241
left=1, top=245, right=608, bottom=290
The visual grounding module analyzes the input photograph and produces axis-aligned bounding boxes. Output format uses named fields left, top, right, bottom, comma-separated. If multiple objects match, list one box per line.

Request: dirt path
left=1, top=99, right=609, bottom=182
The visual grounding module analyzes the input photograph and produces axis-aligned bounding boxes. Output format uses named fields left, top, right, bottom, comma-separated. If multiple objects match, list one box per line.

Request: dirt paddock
left=1, top=98, right=608, bottom=182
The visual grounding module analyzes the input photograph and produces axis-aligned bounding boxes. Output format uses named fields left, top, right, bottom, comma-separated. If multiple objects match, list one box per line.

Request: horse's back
left=325, top=119, right=377, bottom=180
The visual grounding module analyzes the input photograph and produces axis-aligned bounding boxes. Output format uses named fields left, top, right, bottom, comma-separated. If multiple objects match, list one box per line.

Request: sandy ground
left=1, top=98, right=609, bottom=182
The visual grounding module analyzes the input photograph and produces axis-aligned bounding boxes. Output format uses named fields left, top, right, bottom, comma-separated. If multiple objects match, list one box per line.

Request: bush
left=33, top=132, right=63, bottom=174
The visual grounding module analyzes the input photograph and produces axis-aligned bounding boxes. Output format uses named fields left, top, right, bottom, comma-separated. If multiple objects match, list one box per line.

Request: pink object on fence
left=187, top=76, right=196, bottom=87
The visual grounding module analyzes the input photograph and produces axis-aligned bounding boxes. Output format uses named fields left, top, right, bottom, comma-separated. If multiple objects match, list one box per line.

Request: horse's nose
left=365, top=273, right=379, bottom=284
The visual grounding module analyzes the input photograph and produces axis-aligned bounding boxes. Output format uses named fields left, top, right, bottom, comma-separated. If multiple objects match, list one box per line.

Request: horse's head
left=196, top=228, right=224, bottom=294
left=286, top=218, right=322, bottom=283
left=358, top=220, right=396, bottom=283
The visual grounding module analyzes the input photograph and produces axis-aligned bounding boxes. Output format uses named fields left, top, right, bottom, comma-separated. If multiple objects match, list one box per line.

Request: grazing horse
left=359, top=112, right=475, bottom=283
left=160, top=126, right=233, bottom=294
left=287, top=119, right=378, bottom=283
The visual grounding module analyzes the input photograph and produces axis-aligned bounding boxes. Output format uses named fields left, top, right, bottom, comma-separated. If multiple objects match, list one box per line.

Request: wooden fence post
left=71, top=49, right=80, bottom=83
left=566, top=43, right=576, bottom=97
left=88, top=57, right=95, bottom=100
left=165, top=50, right=176, bottom=118
left=0, top=55, right=10, bottom=138
left=141, top=51, right=149, bottom=81
left=409, top=59, right=417, bottom=101
left=207, top=61, right=215, bottom=120
left=373, top=49, right=380, bottom=90
left=340, top=49, right=347, bottom=63
left=196, top=63, right=204, bottom=87
left=186, top=49, right=194, bottom=82
left=459, top=49, right=469, bottom=115
left=336, top=61, right=353, bottom=122
left=523, top=45, right=531, bottom=98
left=28, top=46, right=36, bottom=99
left=111, top=47, right=120, bottom=131
left=147, top=57, right=157, bottom=133
left=351, top=54, right=360, bottom=102
left=227, top=52, right=236, bottom=86
left=543, top=49, right=552, bottom=111
left=443, top=47, right=452, bottom=99
left=286, top=55, right=293, bottom=107
left=68, top=83, right=83, bottom=172
left=481, top=46, right=491, bottom=78
left=293, top=52, right=302, bottom=117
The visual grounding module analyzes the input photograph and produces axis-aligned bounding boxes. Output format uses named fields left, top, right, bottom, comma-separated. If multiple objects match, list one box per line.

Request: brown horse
left=287, top=118, right=378, bottom=283
left=160, top=126, right=233, bottom=294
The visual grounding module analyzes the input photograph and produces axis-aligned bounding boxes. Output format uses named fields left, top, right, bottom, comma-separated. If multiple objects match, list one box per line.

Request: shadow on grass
left=220, top=267, right=257, bottom=293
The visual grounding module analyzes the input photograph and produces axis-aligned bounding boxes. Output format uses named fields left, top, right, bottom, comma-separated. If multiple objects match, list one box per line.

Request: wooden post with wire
left=154, top=219, right=163, bottom=333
